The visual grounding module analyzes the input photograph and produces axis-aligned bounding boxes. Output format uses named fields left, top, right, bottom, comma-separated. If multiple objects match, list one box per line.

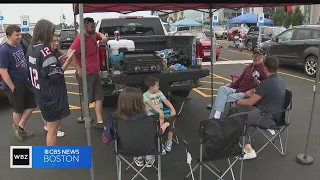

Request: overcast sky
left=0, top=4, right=152, bottom=25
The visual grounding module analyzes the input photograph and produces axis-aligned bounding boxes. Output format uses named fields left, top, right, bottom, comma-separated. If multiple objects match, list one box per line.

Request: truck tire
left=304, top=55, right=318, bottom=77
left=103, top=95, right=119, bottom=107
left=246, top=40, right=253, bottom=51
left=171, top=90, right=191, bottom=98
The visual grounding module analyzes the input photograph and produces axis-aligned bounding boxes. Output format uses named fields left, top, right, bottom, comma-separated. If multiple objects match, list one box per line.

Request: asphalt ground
left=0, top=40, right=320, bottom=180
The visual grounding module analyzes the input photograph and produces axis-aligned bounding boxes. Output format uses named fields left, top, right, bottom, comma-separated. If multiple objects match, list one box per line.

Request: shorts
left=76, top=74, right=104, bottom=103
left=5, top=82, right=37, bottom=113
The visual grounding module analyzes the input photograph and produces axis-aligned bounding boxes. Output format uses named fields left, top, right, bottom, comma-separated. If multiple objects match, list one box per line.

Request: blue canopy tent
left=226, top=13, right=274, bottom=25
left=172, top=18, right=203, bottom=27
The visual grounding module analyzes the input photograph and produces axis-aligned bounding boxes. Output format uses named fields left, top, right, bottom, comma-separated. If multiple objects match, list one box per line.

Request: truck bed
left=108, top=35, right=196, bottom=62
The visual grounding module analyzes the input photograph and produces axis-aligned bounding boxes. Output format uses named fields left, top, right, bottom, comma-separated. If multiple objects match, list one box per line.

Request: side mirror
left=272, top=37, right=279, bottom=42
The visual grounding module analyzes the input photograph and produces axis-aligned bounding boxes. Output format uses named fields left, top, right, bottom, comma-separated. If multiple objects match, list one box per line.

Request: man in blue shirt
left=0, top=25, right=37, bottom=142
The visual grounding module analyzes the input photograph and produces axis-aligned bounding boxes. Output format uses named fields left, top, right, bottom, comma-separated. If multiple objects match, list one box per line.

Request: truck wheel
left=304, top=55, right=318, bottom=77
left=171, top=90, right=191, bottom=98
left=246, top=40, right=253, bottom=51
left=103, top=95, right=119, bottom=107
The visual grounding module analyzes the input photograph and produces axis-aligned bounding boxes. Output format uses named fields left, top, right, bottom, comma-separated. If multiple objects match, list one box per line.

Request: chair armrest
left=231, top=74, right=240, bottom=82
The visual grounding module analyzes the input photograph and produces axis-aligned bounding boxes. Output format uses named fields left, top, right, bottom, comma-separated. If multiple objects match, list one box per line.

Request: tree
left=291, top=6, right=304, bottom=26
left=283, top=9, right=293, bottom=28
left=179, top=11, right=184, bottom=20
left=271, top=7, right=285, bottom=26
left=55, top=23, right=62, bottom=30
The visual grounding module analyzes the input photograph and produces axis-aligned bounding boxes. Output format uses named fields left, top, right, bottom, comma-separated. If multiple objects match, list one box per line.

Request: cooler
left=107, top=40, right=135, bottom=56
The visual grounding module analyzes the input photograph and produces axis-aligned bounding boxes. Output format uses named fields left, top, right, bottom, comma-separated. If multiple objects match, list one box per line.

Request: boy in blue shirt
left=143, top=76, right=176, bottom=154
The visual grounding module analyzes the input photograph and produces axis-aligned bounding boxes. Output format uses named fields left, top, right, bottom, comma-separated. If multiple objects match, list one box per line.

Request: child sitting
left=143, top=76, right=177, bottom=155
left=102, top=87, right=170, bottom=167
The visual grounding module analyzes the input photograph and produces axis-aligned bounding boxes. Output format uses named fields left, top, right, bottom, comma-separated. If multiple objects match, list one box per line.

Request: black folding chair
left=112, top=115, right=162, bottom=180
left=183, top=112, right=249, bottom=180
left=249, top=89, right=293, bottom=156
left=167, top=95, right=191, bottom=145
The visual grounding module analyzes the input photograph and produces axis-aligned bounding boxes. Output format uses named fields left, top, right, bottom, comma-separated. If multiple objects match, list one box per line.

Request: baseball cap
left=253, top=48, right=263, bottom=55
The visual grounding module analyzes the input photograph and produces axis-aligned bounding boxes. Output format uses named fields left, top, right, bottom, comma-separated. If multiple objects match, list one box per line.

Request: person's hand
left=170, top=109, right=176, bottom=117
left=163, top=122, right=170, bottom=128
left=225, top=83, right=231, bottom=87
left=244, top=89, right=254, bottom=98
left=9, top=85, right=15, bottom=92
left=58, top=54, right=67, bottom=64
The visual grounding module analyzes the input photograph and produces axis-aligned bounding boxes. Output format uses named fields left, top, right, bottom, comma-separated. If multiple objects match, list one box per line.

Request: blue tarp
left=171, top=18, right=203, bottom=27
left=226, top=13, right=274, bottom=25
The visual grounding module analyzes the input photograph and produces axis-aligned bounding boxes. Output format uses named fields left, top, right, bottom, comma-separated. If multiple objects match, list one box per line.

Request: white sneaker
left=145, top=156, right=155, bottom=168
left=44, top=126, right=65, bottom=137
left=242, top=149, right=257, bottom=160
left=268, top=129, right=276, bottom=135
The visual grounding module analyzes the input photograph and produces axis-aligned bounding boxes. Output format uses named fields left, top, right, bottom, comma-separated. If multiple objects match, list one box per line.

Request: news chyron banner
left=10, top=146, right=92, bottom=168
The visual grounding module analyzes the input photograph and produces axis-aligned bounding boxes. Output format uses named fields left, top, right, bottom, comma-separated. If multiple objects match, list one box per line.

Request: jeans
left=209, top=86, right=245, bottom=119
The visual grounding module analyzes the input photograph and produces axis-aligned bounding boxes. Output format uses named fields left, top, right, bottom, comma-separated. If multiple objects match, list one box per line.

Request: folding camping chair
left=149, top=94, right=191, bottom=145
left=184, top=112, right=249, bottom=180
left=112, top=114, right=162, bottom=180
left=249, top=89, right=293, bottom=156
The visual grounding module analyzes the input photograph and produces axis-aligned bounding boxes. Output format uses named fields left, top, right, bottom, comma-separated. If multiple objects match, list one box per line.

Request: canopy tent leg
left=79, top=4, right=95, bottom=180
left=207, top=6, right=217, bottom=110
left=296, top=44, right=320, bottom=165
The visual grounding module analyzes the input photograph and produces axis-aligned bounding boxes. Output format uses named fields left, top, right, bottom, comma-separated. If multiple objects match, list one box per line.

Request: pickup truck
left=95, top=15, right=210, bottom=105
left=244, top=26, right=286, bottom=51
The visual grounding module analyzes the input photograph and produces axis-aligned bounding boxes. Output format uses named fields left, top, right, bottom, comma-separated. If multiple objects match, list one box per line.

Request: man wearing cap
left=209, top=48, right=266, bottom=120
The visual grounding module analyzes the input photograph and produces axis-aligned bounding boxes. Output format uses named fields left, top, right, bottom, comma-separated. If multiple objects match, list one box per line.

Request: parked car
left=59, top=29, right=78, bottom=49
left=0, top=32, right=32, bottom=94
left=203, top=25, right=227, bottom=39
left=227, top=27, right=248, bottom=41
left=260, top=25, right=320, bottom=77
left=173, top=30, right=221, bottom=60
left=245, top=26, right=286, bottom=51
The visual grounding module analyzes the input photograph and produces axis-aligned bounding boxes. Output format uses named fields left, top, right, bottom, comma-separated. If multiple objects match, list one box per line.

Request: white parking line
left=64, top=70, right=76, bottom=74
left=202, top=60, right=252, bottom=66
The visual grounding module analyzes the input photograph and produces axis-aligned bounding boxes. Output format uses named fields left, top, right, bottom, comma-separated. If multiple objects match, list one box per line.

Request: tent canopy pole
left=79, top=3, right=95, bottom=180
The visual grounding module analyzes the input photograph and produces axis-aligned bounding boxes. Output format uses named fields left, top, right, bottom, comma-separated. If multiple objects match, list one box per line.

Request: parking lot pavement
left=1, top=47, right=320, bottom=180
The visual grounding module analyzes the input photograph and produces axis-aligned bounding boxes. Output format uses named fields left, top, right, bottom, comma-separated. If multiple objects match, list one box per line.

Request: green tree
left=283, top=10, right=293, bottom=28
left=179, top=11, right=184, bottom=20
left=291, top=6, right=304, bottom=26
left=55, top=23, right=62, bottom=30
left=271, top=7, right=285, bottom=26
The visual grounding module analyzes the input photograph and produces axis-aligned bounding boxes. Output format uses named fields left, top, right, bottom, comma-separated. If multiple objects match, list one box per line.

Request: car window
left=264, top=28, right=271, bottom=35
left=178, top=32, right=207, bottom=39
left=295, top=29, right=312, bottom=40
left=278, top=29, right=294, bottom=42
left=0, top=36, right=7, bottom=45
left=60, top=30, right=76, bottom=37
left=312, top=30, right=320, bottom=39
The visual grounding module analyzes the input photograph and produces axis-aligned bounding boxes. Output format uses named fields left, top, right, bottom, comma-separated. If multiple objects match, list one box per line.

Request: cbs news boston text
left=10, top=146, right=92, bottom=168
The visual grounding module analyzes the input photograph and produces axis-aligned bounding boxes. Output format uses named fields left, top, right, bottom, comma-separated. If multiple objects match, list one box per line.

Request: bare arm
left=236, top=94, right=262, bottom=106
left=98, top=32, right=108, bottom=42
left=162, top=98, right=176, bottom=115
left=0, top=68, right=14, bottom=91
left=66, top=48, right=82, bottom=76
left=145, top=100, right=165, bottom=122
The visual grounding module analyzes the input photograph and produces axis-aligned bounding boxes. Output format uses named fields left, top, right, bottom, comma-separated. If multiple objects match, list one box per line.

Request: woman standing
left=27, top=19, right=73, bottom=146
left=41, top=34, right=66, bottom=137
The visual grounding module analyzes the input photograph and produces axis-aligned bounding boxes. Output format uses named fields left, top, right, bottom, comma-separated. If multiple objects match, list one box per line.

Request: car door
left=269, top=29, right=296, bottom=63
left=288, top=29, right=313, bottom=65
left=262, top=28, right=272, bottom=42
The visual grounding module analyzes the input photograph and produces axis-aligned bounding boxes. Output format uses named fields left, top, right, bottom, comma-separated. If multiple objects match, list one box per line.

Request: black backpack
left=200, top=113, right=248, bottom=161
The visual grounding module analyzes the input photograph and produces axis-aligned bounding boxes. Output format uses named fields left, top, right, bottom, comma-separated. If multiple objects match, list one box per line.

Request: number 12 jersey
left=27, top=44, right=70, bottom=122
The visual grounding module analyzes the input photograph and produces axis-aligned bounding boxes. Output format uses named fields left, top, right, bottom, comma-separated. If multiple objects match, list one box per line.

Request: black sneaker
left=92, top=121, right=104, bottom=129
left=21, top=130, right=35, bottom=138
left=12, top=124, right=24, bottom=142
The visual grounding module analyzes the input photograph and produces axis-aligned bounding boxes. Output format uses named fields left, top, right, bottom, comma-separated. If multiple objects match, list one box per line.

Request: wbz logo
left=10, top=146, right=32, bottom=168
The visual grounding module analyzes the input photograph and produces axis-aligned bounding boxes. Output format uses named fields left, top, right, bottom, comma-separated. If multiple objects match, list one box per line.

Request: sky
left=0, top=3, right=152, bottom=25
